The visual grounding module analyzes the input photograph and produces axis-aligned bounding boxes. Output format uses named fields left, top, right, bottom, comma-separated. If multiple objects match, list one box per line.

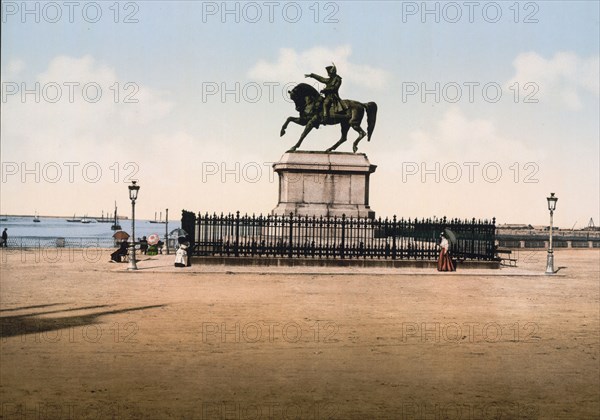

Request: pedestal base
left=272, top=151, right=377, bottom=219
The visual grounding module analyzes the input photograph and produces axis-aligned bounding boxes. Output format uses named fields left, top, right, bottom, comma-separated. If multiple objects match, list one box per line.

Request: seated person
left=110, top=241, right=129, bottom=262
left=146, top=244, right=158, bottom=256
left=174, top=243, right=188, bottom=267
left=139, top=236, right=148, bottom=254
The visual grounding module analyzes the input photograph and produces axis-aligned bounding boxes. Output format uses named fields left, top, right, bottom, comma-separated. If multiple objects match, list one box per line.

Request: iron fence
left=191, top=212, right=496, bottom=261
left=4, top=237, right=118, bottom=249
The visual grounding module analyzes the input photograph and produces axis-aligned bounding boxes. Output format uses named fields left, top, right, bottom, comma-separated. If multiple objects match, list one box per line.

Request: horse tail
left=364, top=102, right=377, bottom=141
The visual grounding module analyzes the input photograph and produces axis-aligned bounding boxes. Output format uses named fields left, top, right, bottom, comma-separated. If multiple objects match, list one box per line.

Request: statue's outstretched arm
left=304, top=73, right=328, bottom=84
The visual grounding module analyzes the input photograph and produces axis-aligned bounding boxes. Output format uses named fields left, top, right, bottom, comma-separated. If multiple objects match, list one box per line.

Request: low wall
left=191, top=256, right=500, bottom=269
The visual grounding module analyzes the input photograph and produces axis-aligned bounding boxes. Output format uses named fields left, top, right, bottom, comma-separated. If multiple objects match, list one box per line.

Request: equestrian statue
left=280, top=64, right=378, bottom=153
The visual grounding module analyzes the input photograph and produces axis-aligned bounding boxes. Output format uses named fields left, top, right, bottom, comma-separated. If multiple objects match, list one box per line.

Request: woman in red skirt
left=437, top=232, right=455, bottom=272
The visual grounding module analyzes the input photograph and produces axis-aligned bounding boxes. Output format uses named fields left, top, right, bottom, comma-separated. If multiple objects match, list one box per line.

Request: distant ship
left=149, top=211, right=166, bottom=224
left=97, top=210, right=112, bottom=223
left=66, top=214, right=82, bottom=222
left=111, top=202, right=121, bottom=231
left=81, top=215, right=92, bottom=224
left=33, top=212, right=40, bottom=223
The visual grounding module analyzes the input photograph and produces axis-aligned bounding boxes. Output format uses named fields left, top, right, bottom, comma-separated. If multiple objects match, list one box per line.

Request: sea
left=0, top=216, right=181, bottom=248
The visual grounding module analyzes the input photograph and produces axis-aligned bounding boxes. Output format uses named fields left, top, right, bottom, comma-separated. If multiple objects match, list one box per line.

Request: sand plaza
left=0, top=248, right=598, bottom=419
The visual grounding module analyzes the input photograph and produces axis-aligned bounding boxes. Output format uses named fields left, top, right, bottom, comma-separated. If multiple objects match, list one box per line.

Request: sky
left=1, top=0, right=599, bottom=228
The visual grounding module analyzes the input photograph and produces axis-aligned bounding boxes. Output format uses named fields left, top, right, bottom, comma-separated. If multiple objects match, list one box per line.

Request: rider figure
left=305, top=64, right=345, bottom=120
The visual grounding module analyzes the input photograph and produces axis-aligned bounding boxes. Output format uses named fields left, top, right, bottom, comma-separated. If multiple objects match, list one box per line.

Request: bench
left=496, top=248, right=517, bottom=267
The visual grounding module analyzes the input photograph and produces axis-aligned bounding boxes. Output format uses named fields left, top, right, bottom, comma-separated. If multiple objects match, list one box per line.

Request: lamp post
left=128, top=180, right=140, bottom=270
left=545, top=192, right=558, bottom=275
left=165, top=208, right=169, bottom=255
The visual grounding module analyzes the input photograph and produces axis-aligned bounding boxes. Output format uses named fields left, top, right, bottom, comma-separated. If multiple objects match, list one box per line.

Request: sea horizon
left=0, top=216, right=180, bottom=241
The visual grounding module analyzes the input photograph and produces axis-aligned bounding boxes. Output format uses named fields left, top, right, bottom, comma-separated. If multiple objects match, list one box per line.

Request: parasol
left=444, top=228, right=457, bottom=244
left=147, top=233, right=160, bottom=245
left=169, top=228, right=188, bottom=238
left=112, top=231, right=130, bottom=241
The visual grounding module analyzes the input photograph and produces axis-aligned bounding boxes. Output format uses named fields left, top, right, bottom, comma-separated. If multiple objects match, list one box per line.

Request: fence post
left=340, top=214, right=346, bottom=259
left=288, top=212, right=294, bottom=258
left=392, top=215, right=397, bottom=260
left=235, top=211, right=240, bottom=257
left=489, top=217, right=496, bottom=260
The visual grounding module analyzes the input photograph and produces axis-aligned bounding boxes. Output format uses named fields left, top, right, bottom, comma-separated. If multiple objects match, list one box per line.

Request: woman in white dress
left=174, top=243, right=188, bottom=268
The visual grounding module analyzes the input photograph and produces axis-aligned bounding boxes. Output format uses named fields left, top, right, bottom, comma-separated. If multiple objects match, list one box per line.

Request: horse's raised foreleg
left=280, top=116, right=304, bottom=137
left=326, top=122, right=350, bottom=152
left=288, top=117, right=318, bottom=152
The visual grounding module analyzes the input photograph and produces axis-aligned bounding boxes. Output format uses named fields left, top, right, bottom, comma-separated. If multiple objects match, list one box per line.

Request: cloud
left=369, top=107, right=548, bottom=223
left=38, top=54, right=174, bottom=126
left=2, top=59, right=25, bottom=79
left=2, top=54, right=175, bottom=160
left=506, top=51, right=599, bottom=110
left=248, top=45, right=389, bottom=89
left=381, top=107, right=542, bottom=165
left=0, top=55, right=210, bottom=218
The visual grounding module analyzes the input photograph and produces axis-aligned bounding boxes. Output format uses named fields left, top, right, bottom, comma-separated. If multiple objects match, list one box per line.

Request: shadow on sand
left=0, top=303, right=71, bottom=312
left=0, top=304, right=166, bottom=339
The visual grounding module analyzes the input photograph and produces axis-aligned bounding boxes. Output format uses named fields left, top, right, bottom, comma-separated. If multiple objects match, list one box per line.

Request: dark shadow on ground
left=4, top=304, right=114, bottom=317
left=0, top=303, right=70, bottom=312
left=0, top=304, right=166, bottom=338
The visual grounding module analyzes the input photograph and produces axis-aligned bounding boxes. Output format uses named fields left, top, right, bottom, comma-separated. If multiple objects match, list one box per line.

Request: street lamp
left=165, top=208, right=169, bottom=255
left=545, top=192, right=558, bottom=275
left=128, top=180, right=140, bottom=270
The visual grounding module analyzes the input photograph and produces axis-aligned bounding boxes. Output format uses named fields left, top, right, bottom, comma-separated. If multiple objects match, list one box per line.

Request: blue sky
left=1, top=1, right=599, bottom=227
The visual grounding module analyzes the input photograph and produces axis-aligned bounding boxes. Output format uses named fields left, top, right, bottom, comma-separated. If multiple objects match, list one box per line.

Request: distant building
left=496, top=222, right=600, bottom=249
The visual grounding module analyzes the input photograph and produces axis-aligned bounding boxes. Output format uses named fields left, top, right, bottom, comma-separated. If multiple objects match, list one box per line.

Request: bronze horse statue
left=280, top=83, right=377, bottom=153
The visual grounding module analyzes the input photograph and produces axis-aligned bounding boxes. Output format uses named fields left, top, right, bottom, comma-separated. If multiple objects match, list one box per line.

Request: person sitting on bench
left=110, top=241, right=129, bottom=263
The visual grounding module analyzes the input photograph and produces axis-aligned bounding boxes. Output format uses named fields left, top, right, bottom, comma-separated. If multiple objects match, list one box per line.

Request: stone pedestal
left=272, top=151, right=377, bottom=219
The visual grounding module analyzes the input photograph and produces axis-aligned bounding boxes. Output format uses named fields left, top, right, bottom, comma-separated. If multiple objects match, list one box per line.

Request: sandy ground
left=0, top=248, right=598, bottom=419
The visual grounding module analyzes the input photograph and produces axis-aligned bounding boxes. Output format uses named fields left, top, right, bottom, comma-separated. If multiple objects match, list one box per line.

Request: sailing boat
left=149, top=211, right=166, bottom=224
left=66, top=213, right=82, bottom=222
left=97, top=210, right=112, bottom=223
left=33, top=212, right=40, bottom=223
left=81, top=215, right=92, bottom=224
left=111, top=202, right=121, bottom=231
